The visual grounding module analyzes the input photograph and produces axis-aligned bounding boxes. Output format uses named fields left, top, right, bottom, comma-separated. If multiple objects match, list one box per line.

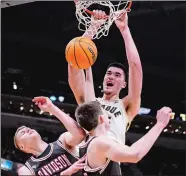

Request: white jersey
left=96, top=98, right=130, bottom=145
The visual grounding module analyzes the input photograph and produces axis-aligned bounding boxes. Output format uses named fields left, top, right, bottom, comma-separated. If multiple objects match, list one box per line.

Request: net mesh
left=75, top=1, right=131, bottom=39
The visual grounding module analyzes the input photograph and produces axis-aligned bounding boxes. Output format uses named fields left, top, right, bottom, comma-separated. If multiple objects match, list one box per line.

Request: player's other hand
left=91, top=10, right=107, bottom=27
left=156, top=107, right=172, bottom=128
left=115, top=11, right=128, bottom=32
left=60, top=155, right=86, bottom=175
left=32, top=96, right=54, bottom=113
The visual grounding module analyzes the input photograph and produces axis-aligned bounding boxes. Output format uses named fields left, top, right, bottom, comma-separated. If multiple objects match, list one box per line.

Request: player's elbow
left=129, top=57, right=142, bottom=68
left=121, top=150, right=142, bottom=163
left=127, top=151, right=141, bottom=163
left=132, top=153, right=141, bottom=163
left=129, top=149, right=146, bottom=163
left=129, top=60, right=143, bottom=79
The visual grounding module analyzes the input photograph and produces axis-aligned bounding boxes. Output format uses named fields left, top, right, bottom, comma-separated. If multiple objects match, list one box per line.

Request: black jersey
left=79, top=135, right=122, bottom=176
left=25, top=140, right=81, bottom=176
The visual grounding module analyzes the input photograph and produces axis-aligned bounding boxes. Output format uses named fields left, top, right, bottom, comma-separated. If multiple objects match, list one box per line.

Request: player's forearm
left=85, top=67, right=96, bottom=101
left=83, top=25, right=99, bottom=39
left=68, top=64, right=86, bottom=105
left=121, top=27, right=143, bottom=101
left=68, top=64, right=85, bottom=85
left=121, top=27, right=141, bottom=66
left=49, top=105, right=85, bottom=137
left=131, top=122, right=164, bottom=161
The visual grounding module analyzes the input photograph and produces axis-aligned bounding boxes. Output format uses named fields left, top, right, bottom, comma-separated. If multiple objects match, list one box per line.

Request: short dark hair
left=75, top=101, right=103, bottom=131
left=107, top=62, right=128, bottom=79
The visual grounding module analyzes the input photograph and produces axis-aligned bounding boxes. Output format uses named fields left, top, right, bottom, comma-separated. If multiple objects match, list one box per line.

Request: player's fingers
left=165, top=107, right=172, bottom=113
left=115, top=9, right=125, bottom=19
left=35, top=96, right=47, bottom=100
left=100, top=10, right=106, bottom=18
left=161, top=107, right=172, bottom=113
left=78, top=158, right=86, bottom=163
left=96, top=10, right=100, bottom=19
left=33, top=97, right=44, bottom=102
left=93, top=10, right=102, bottom=19
left=92, top=10, right=97, bottom=18
left=33, top=97, right=47, bottom=104
left=102, top=11, right=106, bottom=17
left=76, top=159, right=85, bottom=164
left=38, top=103, right=44, bottom=108
left=75, top=163, right=86, bottom=168
left=78, top=155, right=87, bottom=162
left=99, top=10, right=103, bottom=19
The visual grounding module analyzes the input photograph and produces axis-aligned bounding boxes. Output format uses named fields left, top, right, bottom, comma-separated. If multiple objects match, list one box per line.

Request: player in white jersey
left=68, top=12, right=143, bottom=145
left=96, top=97, right=129, bottom=144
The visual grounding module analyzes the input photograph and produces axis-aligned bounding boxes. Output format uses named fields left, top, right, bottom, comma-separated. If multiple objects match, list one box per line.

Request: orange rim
left=75, top=1, right=132, bottom=18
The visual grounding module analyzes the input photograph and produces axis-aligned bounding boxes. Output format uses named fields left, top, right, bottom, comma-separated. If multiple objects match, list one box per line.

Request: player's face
left=103, top=67, right=126, bottom=95
left=16, top=127, right=41, bottom=152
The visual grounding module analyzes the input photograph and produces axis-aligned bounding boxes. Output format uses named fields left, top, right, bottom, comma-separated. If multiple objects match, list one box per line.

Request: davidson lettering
left=37, top=154, right=72, bottom=176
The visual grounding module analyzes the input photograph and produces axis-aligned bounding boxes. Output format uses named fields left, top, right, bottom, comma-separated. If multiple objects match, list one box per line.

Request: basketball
left=65, top=37, right=98, bottom=69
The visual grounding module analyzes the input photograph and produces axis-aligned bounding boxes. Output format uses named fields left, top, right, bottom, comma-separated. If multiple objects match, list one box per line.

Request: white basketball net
left=75, top=1, right=131, bottom=39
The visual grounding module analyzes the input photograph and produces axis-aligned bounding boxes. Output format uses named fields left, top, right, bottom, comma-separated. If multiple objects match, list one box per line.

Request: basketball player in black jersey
left=75, top=101, right=172, bottom=175
left=13, top=9, right=106, bottom=175
left=14, top=96, right=86, bottom=176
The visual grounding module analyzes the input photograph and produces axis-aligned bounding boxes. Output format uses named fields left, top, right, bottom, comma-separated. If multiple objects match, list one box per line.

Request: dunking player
left=14, top=97, right=86, bottom=175
left=69, top=12, right=142, bottom=145
left=76, top=101, right=172, bottom=175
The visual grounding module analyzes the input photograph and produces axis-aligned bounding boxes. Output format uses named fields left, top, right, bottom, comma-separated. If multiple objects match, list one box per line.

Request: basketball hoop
left=75, top=1, right=132, bottom=39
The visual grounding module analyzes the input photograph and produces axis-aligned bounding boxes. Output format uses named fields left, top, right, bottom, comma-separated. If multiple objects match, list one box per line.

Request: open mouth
left=106, top=82, right=114, bottom=87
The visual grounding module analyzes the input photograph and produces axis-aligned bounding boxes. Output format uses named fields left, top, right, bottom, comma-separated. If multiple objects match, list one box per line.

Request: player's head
left=14, top=126, right=42, bottom=153
left=103, top=62, right=127, bottom=96
left=75, top=101, right=110, bottom=132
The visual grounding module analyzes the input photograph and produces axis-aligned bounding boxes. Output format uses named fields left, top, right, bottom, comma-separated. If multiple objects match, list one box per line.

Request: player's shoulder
left=18, top=165, right=32, bottom=175
left=89, top=135, right=112, bottom=150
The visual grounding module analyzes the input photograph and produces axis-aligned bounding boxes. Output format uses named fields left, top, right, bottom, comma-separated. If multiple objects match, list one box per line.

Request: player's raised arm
left=33, top=96, right=85, bottom=146
left=85, top=67, right=96, bottom=102
left=68, top=10, right=106, bottom=105
left=94, top=107, right=171, bottom=163
left=68, top=65, right=86, bottom=105
left=115, top=12, right=143, bottom=122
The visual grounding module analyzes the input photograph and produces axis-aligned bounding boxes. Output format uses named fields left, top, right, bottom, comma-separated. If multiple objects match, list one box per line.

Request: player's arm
left=85, top=67, right=96, bottom=101
left=33, top=97, right=85, bottom=147
left=98, top=123, right=165, bottom=163
left=68, top=12, right=98, bottom=105
left=60, top=155, right=86, bottom=175
left=49, top=106, right=85, bottom=147
left=18, top=166, right=33, bottom=176
left=68, top=10, right=106, bottom=105
left=68, top=65, right=86, bottom=105
left=115, top=13, right=143, bottom=122
left=68, top=57, right=96, bottom=105
left=97, top=107, right=171, bottom=163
